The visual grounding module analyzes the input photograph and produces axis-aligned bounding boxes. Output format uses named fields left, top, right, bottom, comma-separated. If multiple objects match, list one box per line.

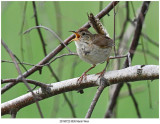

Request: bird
left=70, top=13, right=114, bottom=93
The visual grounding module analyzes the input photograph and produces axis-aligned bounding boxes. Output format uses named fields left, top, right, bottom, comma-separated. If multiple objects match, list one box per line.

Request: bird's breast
left=75, top=42, right=112, bottom=65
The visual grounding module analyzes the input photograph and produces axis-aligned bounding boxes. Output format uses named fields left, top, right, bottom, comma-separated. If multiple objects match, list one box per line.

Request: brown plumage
left=75, top=28, right=114, bottom=48
left=92, top=34, right=114, bottom=48
left=88, top=13, right=108, bottom=36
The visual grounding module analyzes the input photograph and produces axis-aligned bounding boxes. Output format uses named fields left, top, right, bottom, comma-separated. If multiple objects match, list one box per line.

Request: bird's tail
left=88, top=13, right=109, bottom=37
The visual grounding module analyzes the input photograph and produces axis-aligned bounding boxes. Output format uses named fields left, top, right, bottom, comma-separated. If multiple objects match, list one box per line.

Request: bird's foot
left=77, top=72, right=88, bottom=83
left=96, top=69, right=106, bottom=79
left=77, top=73, right=88, bottom=94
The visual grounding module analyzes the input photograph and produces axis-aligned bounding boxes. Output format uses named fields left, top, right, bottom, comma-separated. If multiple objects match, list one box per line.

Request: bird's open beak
left=69, top=31, right=80, bottom=42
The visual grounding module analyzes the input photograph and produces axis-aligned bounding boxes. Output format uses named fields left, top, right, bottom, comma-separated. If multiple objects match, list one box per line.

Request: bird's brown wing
left=92, top=34, right=114, bottom=48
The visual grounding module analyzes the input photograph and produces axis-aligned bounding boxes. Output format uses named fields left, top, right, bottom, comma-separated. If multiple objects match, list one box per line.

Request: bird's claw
left=96, top=69, right=106, bottom=79
left=77, top=73, right=88, bottom=83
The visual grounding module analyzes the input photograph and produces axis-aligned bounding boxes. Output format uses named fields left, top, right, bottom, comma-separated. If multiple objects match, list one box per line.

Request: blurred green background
left=1, top=1, right=159, bottom=118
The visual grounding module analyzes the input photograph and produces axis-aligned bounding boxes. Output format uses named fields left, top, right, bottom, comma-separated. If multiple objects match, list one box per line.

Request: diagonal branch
left=1, top=1, right=119, bottom=94
left=1, top=40, right=44, bottom=118
left=141, top=32, right=159, bottom=47
left=126, top=82, right=141, bottom=118
left=104, top=1, right=151, bottom=118
left=29, top=5, right=76, bottom=116
left=19, top=1, right=27, bottom=61
left=1, top=65, right=159, bottom=116
left=85, top=82, right=105, bottom=118
left=32, top=1, right=47, bottom=55
left=32, top=1, right=59, bottom=82
left=30, top=3, right=76, bottom=117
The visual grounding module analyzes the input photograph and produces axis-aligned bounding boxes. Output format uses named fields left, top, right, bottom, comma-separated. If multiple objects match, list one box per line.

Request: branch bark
left=1, top=65, right=158, bottom=116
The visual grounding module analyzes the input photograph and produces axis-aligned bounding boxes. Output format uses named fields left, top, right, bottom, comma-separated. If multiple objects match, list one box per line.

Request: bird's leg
left=96, top=58, right=110, bottom=78
left=78, top=64, right=96, bottom=83
left=96, top=52, right=131, bottom=78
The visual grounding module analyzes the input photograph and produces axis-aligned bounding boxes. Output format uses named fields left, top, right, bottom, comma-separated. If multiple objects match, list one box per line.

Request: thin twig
left=125, top=47, right=159, bottom=61
left=119, top=85, right=145, bottom=98
left=137, top=48, right=159, bottom=60
left=2, top=78, right=50, bottom=89
left=32, top=1, right=47, bottom=54
left=99, top=1, right=103, bottom=24
left=113, top=2, right=117, bottom=56
left=2, top=60, right=36, bottom=66
left=54, top=1, right=64, bottom=79
left=49, top=53, right=78, bottom=65
left=116, top=1, right=130, bottom=40
left=63, top=93, right=76, bottom=118
left=24, top=25, right=72, bottom=53
left=19, top=2, right=27, bottom=61
left=52, top=1, right=64, bottom=117
left=125, top=52, right=141, bottom=118
left=54, top=1, right=62, bottom=37
left=13, top=54, right=28, bottom=72
left=85, top=85, right=105, bottom=118
left=126, top=82, right=141, bottom=118
left=141, top=32, right=159, bottom=47
left=130, top=1, right=136, bottom=18
left=104, top=83, right=123, bottom=118
left=2, top=53, right=78, bottom=67
left=32, top=2, right=60, bottom=81
left=140, top=37, right=152, bottom=108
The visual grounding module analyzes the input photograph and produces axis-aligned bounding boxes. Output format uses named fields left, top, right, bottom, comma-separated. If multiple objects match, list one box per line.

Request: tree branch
left=32, top=1, right=47, bottom=54
left=2, top=53, right=78, bottom=67
left=32, top=1, right=60, bottom=83
left=104, top=1, right=151, bottom=118
left=126, top=82, right=141, bottom=118
left=1, top=1, right=119, bottom=94
left=1, top=39, right=44, bottom=118
left=1, top=65, right=158, bottom=116
left=85, top=83, right=105, bottom=118
left=23, top=25, right=72, bottom=53
left=2, top=79, right=50, bottom=89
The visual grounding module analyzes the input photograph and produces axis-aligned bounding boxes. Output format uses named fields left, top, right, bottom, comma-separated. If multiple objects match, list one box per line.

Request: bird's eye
left=82, top=32, right=86, bottom=35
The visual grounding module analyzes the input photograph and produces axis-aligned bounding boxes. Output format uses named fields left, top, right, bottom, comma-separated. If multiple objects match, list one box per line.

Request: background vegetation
left=1, top=1, right=159, bottom=118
